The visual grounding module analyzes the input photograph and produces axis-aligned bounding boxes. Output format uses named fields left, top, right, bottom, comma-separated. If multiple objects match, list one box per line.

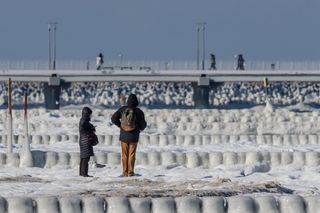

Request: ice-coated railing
left=2, top=134, right=320, bottom=146
left=2, top=60, right=320, bottom=70
left=0, top=150, right=319, bottom=168
left=0, top=195, right=318, bottom=213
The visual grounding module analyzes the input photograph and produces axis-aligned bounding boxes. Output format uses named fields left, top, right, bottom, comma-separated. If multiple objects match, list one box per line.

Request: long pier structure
left=1, top=69, right=320, bottom=109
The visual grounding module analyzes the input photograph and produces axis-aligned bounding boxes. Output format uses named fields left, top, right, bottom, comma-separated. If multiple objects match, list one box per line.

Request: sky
left=0, top=0, right=320, bottom=61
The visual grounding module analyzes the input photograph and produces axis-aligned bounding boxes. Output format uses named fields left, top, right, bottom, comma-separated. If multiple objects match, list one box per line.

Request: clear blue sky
left=0, top=0, right=319, bottom=61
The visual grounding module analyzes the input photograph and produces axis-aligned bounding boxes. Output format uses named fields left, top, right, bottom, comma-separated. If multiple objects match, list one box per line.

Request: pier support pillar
left=192, top=76, right=210, bottom=108
left=44, top=75, right=60, bottom=109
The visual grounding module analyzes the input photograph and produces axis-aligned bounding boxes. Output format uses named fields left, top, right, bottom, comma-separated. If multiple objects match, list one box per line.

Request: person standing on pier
left=96, top=53, right=104, bottom=70
left=236, top=54, right=245, bottom=70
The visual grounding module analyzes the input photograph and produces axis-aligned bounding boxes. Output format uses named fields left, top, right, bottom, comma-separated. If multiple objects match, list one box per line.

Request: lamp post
left=48, top=22, right=57, bottom=70
left=196, top=22, right=206, bottom=70
left=196, top=24, right=201, bottom=70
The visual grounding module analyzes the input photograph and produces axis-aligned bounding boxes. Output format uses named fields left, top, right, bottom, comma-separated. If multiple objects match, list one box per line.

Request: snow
left=0, top=105, right=320, bottom=199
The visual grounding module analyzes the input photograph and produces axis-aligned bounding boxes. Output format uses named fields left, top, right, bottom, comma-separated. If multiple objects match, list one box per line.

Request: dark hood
left=82, top=107, right=92, bottom=120
left=127, top=94, right=139, bottom=108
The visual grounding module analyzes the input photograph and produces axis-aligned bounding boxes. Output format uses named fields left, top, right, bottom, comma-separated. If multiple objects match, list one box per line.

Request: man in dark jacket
left=79, top=107, right=95, bottom=177
left=111, top=94, right=147, bottom=177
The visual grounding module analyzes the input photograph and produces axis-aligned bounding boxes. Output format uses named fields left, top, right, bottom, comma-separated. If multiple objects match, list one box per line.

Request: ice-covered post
left=7, top=78, right=13, bottom=153
left=20, top=92, right=33, bottom=167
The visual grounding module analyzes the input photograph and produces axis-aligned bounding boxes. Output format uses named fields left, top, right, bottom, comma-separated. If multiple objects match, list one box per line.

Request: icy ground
left=0, top=105, right=320, bottom=197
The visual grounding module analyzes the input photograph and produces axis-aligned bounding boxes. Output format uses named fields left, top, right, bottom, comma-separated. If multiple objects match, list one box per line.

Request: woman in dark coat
left=79, top=107, right=95, bottom=177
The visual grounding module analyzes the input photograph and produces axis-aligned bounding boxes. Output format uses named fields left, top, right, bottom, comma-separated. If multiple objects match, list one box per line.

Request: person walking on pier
left=236, top=54, right=245, bottom=70
left=210, top=53, right=216, bottom=70
left=96, top=53, right=104, bottom=70
left=111, top=94, right=147, bottom=177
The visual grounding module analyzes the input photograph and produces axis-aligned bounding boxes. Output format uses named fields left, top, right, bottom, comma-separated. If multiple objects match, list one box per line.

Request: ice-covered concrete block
left=129, top=198, right=151, bottom=213
left=50, top=135, right=61, bottom=144
left=184, top=135, right=195, bottom=146
left=245, top=152, right=263, bottom=165
left=223, top=152, right=238, bottom=165
left=281, top=152, right=293, bottom=165
left=107, top=153, right=121, bottom=165
left=293, top=152, right=305, bottom=166
left=265, top=135, right=273, bottom=145
left=202, top=197, right=226, bottom=213
left=148, top=152, right=161, bottom=166
left=254, top=196, right=279, bottom=213
left=7, top=197, right=34, bottom=213
left=95, top=152, right=107, bottom=165
left=136, top=152, right=148, bottom=165
left=212, top=135, right=221, bottom=144
left=42, top=135, right=50, bottom=144
left=221, top=135, right=229, bottom=143
left=186, top=152, right=200, bottom=168
left=59, top=197, right=82, bottom=213
left=306, top=152, right=320, bottom=167
left=279, top=196, right=305, bottom=213
left=70, top=153, right=80, bottom=168
left=168, top=135, right=176, bottom=145
left=299, top=135, right=308, bottom=145
left=229, top=135, right=239, bottom=143
left=106, top=197, right=130, bottom=213
left=6, top=153, right=20, bottom=167
left=290, top=135, right=299, bottom=145
left=35, top=197, right=59, bottom=213
left=308, top=135, right=318, bottom=145
left=32, top=135, right=42, bottom=145
left=159, top=135, right=169, bottom=146
left=0, top=153, right=6, bottom=166
left=69, top=135, right=78, bottom=143
left=152, top=197, right=176, bottom=213
left=0, top=196, right=6, bottom=213
left=96, top=135, right=104, bottom=145
left=257, top=135, right=265, bottom=145
left=176, top=152, right=186, bottom=165
left=270, top=152, right=281, bottom=166
left=82, top=196, right=105, bottom=213
left=209, top=152, right=223, bottom=167
left=57, top=153, right=70, bottom=167
left=176, top=135, right=184, bottom=146
left=104, top=135, right=112, bottom=145
left=149, top=135, right=159, bottom=146
left=202, top=135, right=212, bottom=145
left=227, top=196, right=255, bottom=213
left=161, top=152, right=176, bottom=165
left=283, top=135, right=291, bottom=145
left=139, top=135, right=149, bottom=146
left=272, top=135, right=283, bottom=146
left=304, top=196, right=320, bottom=213
left=45, top=152, right=58, bottom=168
left=194, top=135, right=202, bottom=145
left=175, top=197, right=201, bottom=213
left=112, top=135, right=119, bottom=146
left=199, top=152, right=209, bottom=168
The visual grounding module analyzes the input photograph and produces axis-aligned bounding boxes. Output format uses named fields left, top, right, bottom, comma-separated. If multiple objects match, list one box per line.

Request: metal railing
left=1, top=60, right=320, bottom=70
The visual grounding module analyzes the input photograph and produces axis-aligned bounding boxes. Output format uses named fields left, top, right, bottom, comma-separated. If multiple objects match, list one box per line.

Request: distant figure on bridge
left=209, top=54, right=216, bottom=70
left=96, top=53, right=104, bottom=70
left=236, top=54, right=245, bottom=70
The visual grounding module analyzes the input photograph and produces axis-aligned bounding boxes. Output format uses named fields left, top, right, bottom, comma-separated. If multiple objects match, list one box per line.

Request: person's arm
left=111, top=107, right=123, bottom=128
left=80, top=119, right=92, bottom=132
left=138, top=110, right=147, bottom=131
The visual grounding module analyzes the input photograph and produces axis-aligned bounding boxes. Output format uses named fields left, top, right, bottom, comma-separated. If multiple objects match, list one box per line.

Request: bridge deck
left=1, top=70, right=320, bottom=82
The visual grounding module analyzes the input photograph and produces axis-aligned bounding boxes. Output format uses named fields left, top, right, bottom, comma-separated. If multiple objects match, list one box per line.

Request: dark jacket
left=79, top=107, right=95, bottom=158
left=111, top=94, right=147, bottom=143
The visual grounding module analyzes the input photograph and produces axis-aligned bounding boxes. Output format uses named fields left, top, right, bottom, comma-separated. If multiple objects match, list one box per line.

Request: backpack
left=121, top=108, right=137, bottom=132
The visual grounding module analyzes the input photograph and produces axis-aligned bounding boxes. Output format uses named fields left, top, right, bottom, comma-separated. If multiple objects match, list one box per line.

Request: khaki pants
left=121, top=142, right=137, bottom=176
